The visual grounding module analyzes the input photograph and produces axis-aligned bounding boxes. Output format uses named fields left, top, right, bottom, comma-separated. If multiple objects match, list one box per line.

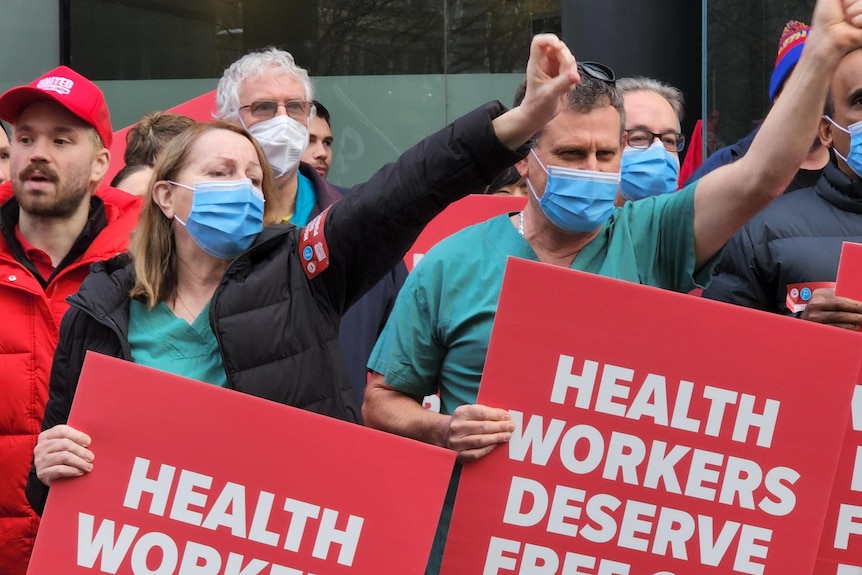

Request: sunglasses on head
left=577, top=61, right=616, bottom=85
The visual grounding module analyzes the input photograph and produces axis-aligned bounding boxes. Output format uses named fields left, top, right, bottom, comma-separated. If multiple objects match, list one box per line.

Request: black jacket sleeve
left=701, top=223, right=773, bottom=311
left=25, top=306, right=87, bottom=516
left=305, top=101, right=527, bottom=314
left=26, top=284, right=128, bottom=516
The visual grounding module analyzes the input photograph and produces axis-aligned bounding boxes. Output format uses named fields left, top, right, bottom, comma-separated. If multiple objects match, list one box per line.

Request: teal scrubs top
left=368, top=183, right=713, bottom=414
left=128, top=299, right=227, bottom=387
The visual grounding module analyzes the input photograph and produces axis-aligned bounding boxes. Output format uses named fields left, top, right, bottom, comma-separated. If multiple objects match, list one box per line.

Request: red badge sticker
left=300, top=207, right=331, bottom=280
left=786, top=281, right=835, bottom=313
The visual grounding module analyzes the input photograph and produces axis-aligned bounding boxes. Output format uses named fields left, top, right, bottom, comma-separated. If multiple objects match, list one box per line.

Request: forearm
left=363, top=373, right=450, bottom=448
left=319, top=102, right=526, bottom=313
left=692, top=24, right=849, bottom=267
left=741, top=36, right=841, bottom=198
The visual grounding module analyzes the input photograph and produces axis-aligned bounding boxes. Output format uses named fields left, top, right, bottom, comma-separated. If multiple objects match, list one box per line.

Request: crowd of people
left=3, top=0, right=862, bottom=573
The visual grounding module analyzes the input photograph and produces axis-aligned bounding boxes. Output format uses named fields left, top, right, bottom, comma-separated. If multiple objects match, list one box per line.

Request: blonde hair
left=129, top=121, right=279, bottom=308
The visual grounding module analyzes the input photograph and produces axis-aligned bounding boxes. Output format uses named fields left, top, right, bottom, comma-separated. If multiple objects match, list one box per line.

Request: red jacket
left=0, top=181, right=140, bottom=575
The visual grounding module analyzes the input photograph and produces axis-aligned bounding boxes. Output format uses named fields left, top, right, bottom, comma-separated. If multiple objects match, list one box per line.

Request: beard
left=13, top=162, right=91, bottom=218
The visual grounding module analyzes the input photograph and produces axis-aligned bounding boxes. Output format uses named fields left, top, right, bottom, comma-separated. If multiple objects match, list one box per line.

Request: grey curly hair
left=215, top=48, right=314, bottom=122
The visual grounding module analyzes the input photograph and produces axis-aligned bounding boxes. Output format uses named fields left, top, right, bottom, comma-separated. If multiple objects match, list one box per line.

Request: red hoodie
left=0, top=181, right=140, bottom=575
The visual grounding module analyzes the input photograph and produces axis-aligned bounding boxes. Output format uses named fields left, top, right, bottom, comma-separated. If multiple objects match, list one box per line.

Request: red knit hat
left=0, top=65, right=113, bottom=148
left=769, top=20, right=810, bottom=102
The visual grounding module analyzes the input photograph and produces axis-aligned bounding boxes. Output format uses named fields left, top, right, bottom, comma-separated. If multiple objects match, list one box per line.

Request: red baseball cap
left=0, top=65, right=113, bottom=148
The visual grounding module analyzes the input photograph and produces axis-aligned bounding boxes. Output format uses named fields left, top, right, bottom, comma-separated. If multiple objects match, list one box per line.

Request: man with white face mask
left=215, top=48, right=340, bottom=225
left=216, top=48, right=409, bottom=409
left=364, top=2, right=862, bottom=572
left=615, top=76, right=685, bottom=205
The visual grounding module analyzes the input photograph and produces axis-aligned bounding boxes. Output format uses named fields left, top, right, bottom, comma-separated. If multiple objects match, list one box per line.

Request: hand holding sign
left=441, top=258, right=862, bottom=575
left=445, top=404, right=516, bottom=463
left=807, top=242, right=862, bottom=330
left=800, top=288, right=862, bottom=330
left=33, top=424, right=94, bottom=486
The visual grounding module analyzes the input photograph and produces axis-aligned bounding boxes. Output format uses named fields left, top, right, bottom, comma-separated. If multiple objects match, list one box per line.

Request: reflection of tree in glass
left=307, top=0, right=559, bottom=76
left=310, top=0, right=446, bottom=76
left=706, top=0, right=814, bottom=151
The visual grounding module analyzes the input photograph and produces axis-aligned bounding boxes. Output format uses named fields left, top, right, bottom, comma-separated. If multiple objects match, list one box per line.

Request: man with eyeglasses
left=363, top=2, right=862, bottom=573
left=215, top=49, right=341, bottom=226
left=615, top=76, right=686, bottom=205
left=215, top=49, right=413, bottom=412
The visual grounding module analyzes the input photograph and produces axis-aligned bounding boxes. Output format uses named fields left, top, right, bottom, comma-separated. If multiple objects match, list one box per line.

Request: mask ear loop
left=525, top=149, right=549, bottom=203
left=166, top=181, right=194, bottom=225
left=824, top=116, right=858, bottom=175
left=824, top=115, right=849, bottom=134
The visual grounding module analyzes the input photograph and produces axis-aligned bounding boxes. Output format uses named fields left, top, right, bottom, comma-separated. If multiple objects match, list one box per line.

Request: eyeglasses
left=577, top=61, right=616, bottom=85
left=238, top=100, right=314, bottom=122
left=625, top=129, right=685, bottom=152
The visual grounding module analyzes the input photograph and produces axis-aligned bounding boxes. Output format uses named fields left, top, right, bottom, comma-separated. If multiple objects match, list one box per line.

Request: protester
left=616, top=76, right=685, bottom=205
left=300, top=98, right=410, bottom=406
left=484, top=165, right=527, bottom=196
left=0, top=65, right=140, bottom=575
left=301, top=99, right=334, bottom=179
left=0, top=123, right=10, bottom=185
left=215, top=49, right=341, bottom=225
left=219, top=59, right=409, bottom=407
left=703, top=47, right=862, bottom=319
left=685, top=20, right=829, bottom=189
left=123, top=111, right=195, bottom=167
left=364, top=2, right=862, bottom=572
left=26, top=34, right=581, bottom=516
left=110, top=162, right=153, bottom=196
left=110, top=112, right=195, bottom=197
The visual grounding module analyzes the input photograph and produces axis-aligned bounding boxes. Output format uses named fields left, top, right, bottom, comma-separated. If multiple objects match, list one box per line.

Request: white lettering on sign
left=113, top=457, right=364, bottom=569
left=549, top=355, right=780, bottom=448
left=508, top=412, right=799, bottom=517
left=499, top=477, right=772, bottom=575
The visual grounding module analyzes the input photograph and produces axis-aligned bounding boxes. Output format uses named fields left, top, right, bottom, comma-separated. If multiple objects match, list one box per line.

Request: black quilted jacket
left=27, top=102, right=525, bottom=515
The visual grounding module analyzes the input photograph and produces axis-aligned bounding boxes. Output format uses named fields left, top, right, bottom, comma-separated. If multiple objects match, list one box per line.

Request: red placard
left=28, top=353, right=454, bottom=575
left=814, top=383, right=862, bottom=575
left=836, top=241, right=862, bottom=300
left=441, top=257, right=862, bottom=575
left=406, top=194, right=527, bottom=271
left=814, top=242, right=862, bottom=574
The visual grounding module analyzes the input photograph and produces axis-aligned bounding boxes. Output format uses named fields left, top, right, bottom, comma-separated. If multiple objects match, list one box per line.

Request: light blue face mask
left=171, top=178, right=265, bottom=260
left=825, top=116, right=862, bottom=177
left=620, top=141, right=680, bottom=201
left=525, top=149, right=620, bottom=233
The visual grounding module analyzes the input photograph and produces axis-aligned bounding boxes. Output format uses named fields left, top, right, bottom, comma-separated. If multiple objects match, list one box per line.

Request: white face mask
left=244, top=115, right=309, bottom=177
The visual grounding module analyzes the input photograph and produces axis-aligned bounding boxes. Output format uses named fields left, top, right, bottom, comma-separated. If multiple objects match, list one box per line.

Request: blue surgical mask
left=525, top=149, right=620, bottom=232
left=620, top=141, right=680, bottom=201
left=171, top=178, right=265, bottom=260
left=825, top=116, right=862, bottom=177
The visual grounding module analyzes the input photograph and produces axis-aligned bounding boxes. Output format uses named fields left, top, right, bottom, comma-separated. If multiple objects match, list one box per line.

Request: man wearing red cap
left=0, top=66, right=140, bottom=575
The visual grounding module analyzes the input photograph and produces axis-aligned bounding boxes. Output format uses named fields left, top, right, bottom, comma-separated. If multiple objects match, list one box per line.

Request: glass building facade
left=0, top=0, right=818, bottom=186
